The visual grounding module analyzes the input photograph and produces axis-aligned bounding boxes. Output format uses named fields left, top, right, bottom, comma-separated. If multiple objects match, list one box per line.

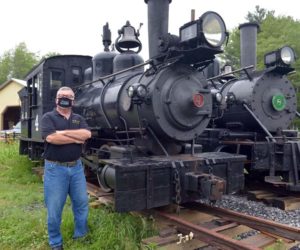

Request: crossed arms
left=46, top=129, right=91, bottom=145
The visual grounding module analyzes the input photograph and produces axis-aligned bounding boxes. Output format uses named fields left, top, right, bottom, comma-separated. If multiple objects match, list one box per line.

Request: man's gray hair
left=56, top=86, right=74, bottom=97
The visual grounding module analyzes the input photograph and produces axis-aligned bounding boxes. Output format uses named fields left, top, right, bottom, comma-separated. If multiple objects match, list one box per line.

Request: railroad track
left=86, top=182, right=300, bottom=250
left=146, top=203, right=300, bottom=249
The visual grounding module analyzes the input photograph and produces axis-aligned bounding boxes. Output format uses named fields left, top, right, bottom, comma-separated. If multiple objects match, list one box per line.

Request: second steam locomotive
left=198, top=22, right=300, bottom=193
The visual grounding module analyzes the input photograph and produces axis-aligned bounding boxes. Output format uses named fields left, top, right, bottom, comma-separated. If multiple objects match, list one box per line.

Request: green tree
left=221, top=27, right=240, bottom=70
left=245, top=5, right=275, bottom=25
left=0, top=42, right=39, bottom=84
left=222, top=8, right=300, bottom=86
left=0, top=51, right=12, bottom=83
left=257, top=15, right=300, bottom=86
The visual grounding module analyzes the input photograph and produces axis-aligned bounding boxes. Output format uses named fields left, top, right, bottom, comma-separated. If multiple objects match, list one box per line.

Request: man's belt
left=46, top=159, right=79, bottom=167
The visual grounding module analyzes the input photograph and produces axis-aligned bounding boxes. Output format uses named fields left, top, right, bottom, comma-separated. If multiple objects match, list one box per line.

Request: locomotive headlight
left=202, top=12, right=227, bottom=47
left=215, top=92, right=223, bottom=103
left=127, top=85, right=135, bottom=98
left=180, top=11, right=227, bottom=48
left=127, top=83, right=148, bottom=99
left=136, top=85, right=147, bottom=98
left=281, top=46, right=296, bottom=64
left=264, top=46, right=296, bottom=67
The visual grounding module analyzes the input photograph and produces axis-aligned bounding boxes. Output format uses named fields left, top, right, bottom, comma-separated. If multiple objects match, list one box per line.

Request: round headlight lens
left=202, top=12, right=226, bottom=47
left=215, top=92, right=223, bottom=103
left=280, top=46, right=295, bottom=65
left=137, top=85, right=147, bottom=98
left=127, top=86, right=135, bottom=97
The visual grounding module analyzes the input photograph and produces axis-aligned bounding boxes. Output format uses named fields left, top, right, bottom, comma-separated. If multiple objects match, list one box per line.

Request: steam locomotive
left=197, top=22, right=300, bottom=193
left=18, top=0, right=298, bottom=212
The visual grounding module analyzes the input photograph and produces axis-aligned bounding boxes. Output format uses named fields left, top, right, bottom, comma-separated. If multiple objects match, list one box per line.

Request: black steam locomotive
left=18, top=0, right=298, bottom=212
left=197, top=22, right=300, bottom=193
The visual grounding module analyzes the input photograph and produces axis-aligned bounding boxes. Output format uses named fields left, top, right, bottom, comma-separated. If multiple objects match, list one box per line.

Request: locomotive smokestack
left=145, top=0, right=171, bottom=58
left=239, top=22, right=259, bottom=69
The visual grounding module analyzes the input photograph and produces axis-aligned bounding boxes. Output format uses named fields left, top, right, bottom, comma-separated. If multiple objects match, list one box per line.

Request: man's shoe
left=51, top=245, right=63, bottom=250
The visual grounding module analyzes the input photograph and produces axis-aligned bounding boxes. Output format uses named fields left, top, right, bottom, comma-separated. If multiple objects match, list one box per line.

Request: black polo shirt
left=41, top=109, right=90, bottom=162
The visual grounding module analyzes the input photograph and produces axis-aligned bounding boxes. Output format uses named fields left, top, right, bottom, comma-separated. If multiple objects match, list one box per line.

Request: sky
left=0, top=0, right=299, bottom=60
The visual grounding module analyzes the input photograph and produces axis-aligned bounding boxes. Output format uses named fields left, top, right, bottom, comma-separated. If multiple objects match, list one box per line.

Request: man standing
left=41, top=86, right=91, bottom=250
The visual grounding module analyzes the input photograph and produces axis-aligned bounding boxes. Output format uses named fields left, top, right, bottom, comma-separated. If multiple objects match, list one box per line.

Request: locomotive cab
left=19, top=55, right=92, bottom=159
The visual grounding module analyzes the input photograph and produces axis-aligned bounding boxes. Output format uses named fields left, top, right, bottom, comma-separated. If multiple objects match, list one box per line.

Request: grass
left=0, top=142, right=156, bottom=250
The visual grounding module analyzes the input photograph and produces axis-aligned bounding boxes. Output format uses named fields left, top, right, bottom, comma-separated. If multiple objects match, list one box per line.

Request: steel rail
left=186, top=202, right=300, bottom=241
left=155, top=209, right=260, bottom=250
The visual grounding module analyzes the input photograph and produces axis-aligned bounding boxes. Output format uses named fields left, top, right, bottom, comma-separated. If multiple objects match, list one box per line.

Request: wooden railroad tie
left=86, top=182, right=114, bottom=208
left=247, top=190, right=300, bottom=210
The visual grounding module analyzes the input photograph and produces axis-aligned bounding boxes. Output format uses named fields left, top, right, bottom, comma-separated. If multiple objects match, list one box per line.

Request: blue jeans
left=44, top=160, right=89, bottom=247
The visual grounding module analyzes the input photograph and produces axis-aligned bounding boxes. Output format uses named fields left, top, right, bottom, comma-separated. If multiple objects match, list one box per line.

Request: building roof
left=0, top=78, right=26, bottom=91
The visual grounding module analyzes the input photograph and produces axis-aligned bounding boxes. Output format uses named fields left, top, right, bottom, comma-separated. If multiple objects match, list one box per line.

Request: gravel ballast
left=198, top=195, right=300, bottom=249
left=200, top=195, right=300, bottom=228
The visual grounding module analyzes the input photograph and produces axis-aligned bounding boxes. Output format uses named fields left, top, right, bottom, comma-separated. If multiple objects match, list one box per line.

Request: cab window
left=50, top=70, right=64, bottom=89
left=50, top=69, right=64, bottom=100
left=72, top=66, right=82, bottom=85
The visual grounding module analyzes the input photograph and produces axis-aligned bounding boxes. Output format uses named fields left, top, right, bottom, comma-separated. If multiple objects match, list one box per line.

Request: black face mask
left=57, top=97, right=73, bottom=108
